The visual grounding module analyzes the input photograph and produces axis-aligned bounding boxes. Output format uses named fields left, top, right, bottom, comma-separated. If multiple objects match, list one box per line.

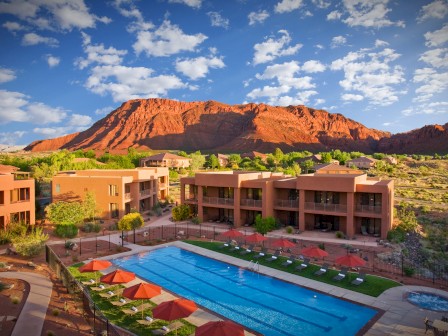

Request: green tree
left=397, top=207, right=419, bottom=232
left=207, top=154, right=219, bottom=169
left=301, top=159, right=314, bottom=173
left=254, top=214, right=276, bottom=235
left=11, top=227, right=49, bottom=257
left=228, top=154, right=242, bottom=169
left=172, top=204, right=190, bottom=221
left=82, top=191, right=98, bottom=222
left=284, top=162, right=301, bottom=176
left=46, top=201, right=85, bottom=225
left=320, top=152, right=332, bottom=163
left=177, top=151, right=188, bottom=157
left=189, top=151, right=205, bottom=171
left=273, top=148, right=284, bottom=168
left=117, top=213, right=144, bottom=230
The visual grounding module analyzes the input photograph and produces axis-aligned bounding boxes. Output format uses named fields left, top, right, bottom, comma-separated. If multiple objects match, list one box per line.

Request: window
left=109, top=185, right=118, bottom=196
left=10, top=189, right=19, bottom=203
left=55, top=184, right=60, bottom=193
left=315, top=191, right=339, bottom=204
left=0, top=191, right=4, bottom=205
left=110, top=203, right=119, bottom=218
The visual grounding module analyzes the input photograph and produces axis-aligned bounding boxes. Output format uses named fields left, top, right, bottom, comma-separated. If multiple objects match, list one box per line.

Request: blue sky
left=0, top=0, right=447, bottom=147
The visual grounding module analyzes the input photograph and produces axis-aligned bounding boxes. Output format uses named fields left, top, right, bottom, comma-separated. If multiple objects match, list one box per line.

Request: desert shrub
left=117, top=213, right=144, bottom=230
left=82, top=222, right=101, bottom=233
left=11, top=296, right=19, bottom=304
left=54, top=224, right=78, bottom=238
left=171, top=204, right=190, bottom=221
left=191, top=216, right=200, bottom=225
left=318, top=243, right=326, bottom=250
left=403, top=266, right=415, bottom=277
left=11, top=227, right=49, bottom=257
left=387, top=228, right=405, bottom=243
left=64, top=241, right=74, bottom=249
left=108, top=222, right=118, bottom=231
left=52, top=308, right=60, bottom=316
left=254, top=215, right=276, bottom=235
left=335, top=231, right=344, bottom=239
left=285, top=226, right=294, bottom=234
left=47, top=331, right=55, bottom=336
left=0, top=230, right=13, bottom=244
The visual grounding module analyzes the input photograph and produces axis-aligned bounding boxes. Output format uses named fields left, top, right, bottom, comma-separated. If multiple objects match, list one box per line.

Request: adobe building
left=0, top=165, right=35, bottom=228
left=346, top=156, right=378, bottom=169
left=140, top=153, right=191, bottom=169
left=180, top=166, right=394, bottom=239
left=52, top=168, right=169, bottom=219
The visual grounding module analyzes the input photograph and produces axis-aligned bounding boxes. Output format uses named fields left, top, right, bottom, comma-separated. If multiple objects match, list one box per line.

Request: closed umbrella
left=79, top=259, right=112, bottom=283
left=301, top=246, right=329, bottom=259
left=195, top=320, right=244, bottom=336
left=123, top=283, right=162, bottom=318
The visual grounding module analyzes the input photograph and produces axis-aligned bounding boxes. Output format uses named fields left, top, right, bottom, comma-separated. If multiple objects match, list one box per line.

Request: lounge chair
left=281, top=255, right=296, bottom=267
left=351, top=272, right=366, bottom=285
left=229, top=243, right=242, bottom=252
left=295, top=258, right=310, bottom=271
left=100, top=290, right=116, bottom=298
left=137, top=316, right=158, bottom=326
left=253, top=248, right=267, bottom=259
left=265, top=250, right=281, bottom=262
left=82, top=279, right=96, bottom=286
left=241, top=244, right=255, bottom=255
left=91, top=284, right=109, bottom=291
left=332, top=267, right=348, bottom=281
left=219, top=240, right=231, bottom=249
left=314, top=263, right=329, bottom=276
left=152, top=321, right=184, bottom=335
left=122, top=303, right=151, bottom=315
left=111, top=298, right=129, bottom=306
left=361, top=226, right=368, bottom=236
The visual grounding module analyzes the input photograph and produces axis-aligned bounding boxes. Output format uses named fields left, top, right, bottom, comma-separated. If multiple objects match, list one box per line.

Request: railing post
left=162, top=225, right=164, bottom=240
left=108, top=233, right=111, bottom=251
left=133, top=229, right=136, bottom=244
left=401, top=252, right=404, bottom=277
left=213, top=226, right=216, bottom=240
left=95, top=236, right=98, bottom=253
left=200, top=224, right=202, bottom=237
left=79, top=237, right=82, bottom=255
left=121, top=230, right=124, bottom=247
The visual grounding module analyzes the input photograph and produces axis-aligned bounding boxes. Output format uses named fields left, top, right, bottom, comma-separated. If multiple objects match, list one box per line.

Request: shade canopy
left=122, top=283, right=162, bottom=300
left=221, top=229, right=244, bottom=238
left=301, top=246, right=329, bottom=258
left=153, top=299, right=198, bottom=321
left=335, top=254, right=366, bottom=267
left=195, top=320, right=244, bottom=336
left=271, top=238, right=296, bottom=248
left=244, top=232, right=268, bottom=243
left=100, top=269, right=135, bottom=284
left=79, top=260, right=112, bottom=273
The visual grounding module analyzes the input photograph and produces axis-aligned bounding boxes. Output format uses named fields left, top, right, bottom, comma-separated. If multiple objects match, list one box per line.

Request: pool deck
left=98, top=239, right=448, bottom=336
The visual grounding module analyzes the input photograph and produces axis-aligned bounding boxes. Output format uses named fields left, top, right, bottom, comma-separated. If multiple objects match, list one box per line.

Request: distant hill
left=24, top=98, right=447, bottom=154
left=0, top=144, right=26, bottom=152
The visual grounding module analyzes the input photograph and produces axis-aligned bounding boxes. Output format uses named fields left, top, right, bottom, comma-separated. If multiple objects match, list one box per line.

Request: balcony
left=140, top=189, right=151, bottom=197
left=305, top=202, right=347, bottom=213
left=185, top=196, right=197, bottom=203
left=275, top=199, right=299, bottom=208
left=202, top=196, right=234, bottom=206
left=124, top=193, right=131, bottom=200
left=240, top=199, right=262, bottom=208
left=355, top=204, right=382, bottom=214
left=159, top=183, right=167, bottom=189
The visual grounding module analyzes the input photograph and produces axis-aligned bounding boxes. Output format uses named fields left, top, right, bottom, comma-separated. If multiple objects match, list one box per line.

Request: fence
left=45, top=245, right=126, bottom=336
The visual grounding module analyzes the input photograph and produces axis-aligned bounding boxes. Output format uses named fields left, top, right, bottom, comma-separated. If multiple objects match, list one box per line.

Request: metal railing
left=139, top=189, right=151, bottom=197
left=304, top=202, right=347, bottom=212
left=202, top=196, right=234, bottom=205
left=355, top=204, right=382, bottom=213
left=275, top=199, right=299, bottom=208
left=240, top=199, right=262, bottom=207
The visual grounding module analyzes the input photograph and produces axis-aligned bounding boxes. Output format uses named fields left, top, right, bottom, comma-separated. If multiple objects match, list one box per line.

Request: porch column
left=298, top=189, right=305, bottom=232
left=346, top=192, right=355, bottom=238
left=197, top=185, right=204, bottom=222
left=233, top=187, right=241, bottom=227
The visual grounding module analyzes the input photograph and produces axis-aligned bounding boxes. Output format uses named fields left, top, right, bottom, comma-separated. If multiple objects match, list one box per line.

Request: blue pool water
left=407, top=292, right=448, bottom=312
left=113, top=246, right=377, bottom=336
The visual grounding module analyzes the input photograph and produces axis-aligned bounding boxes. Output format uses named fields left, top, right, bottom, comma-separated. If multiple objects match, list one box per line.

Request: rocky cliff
left=24, top=98, right=445, bottom=154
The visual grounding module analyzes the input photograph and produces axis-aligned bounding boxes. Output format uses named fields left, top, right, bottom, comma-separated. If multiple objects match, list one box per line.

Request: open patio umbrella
left=100, top=269, right=135, bottom=285
left=335, top=254, right=366, bottom=268
left=122, top=283, right=162, bottom=318
left=153, top=298, right=197, bottom=321
left=79, top=259, right=112, bottom=283
left=301, top=246, right=329, bottom=259
left=195, top=320, right=244, bottom=336
left=271, top=238, right=296, bottom=249
left=221, top=229, right=244, bottom=238
left=245, top=232, right=268, bottom=244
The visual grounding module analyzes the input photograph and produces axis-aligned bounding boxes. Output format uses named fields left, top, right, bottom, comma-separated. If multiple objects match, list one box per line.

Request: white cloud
left=0, top=67, right=16, bottom=83
left=248, top=10, right=270, bottom=25
left=424, top=24, right=448, bottom=47
left=0, top=0, right=110, bottom=31
left=46, top=54, right=60, bottom=67
left=22, top=33, right=59, bottom=47
left=76, top=32, right=127, bottom=69
left=341, top=0, right=405, bottom=28
left=167, top=0, right=202, bottom=8
left=402, top=101, right=448, bottom=116
left=0, top=131, right=26, bottom=146
left=274, top=0, right=303, bottom=13
left=418, top=0, right=448, bottom=22
left=175, top=55, right=225, bottom=80
left=312, top=0, right=330, bottom=9
left=68, top=114, right=92, bottom=126
left=419, top=48, right=448, bottom=68
left=2, top=21, right=26, bottom=32
left=85, top=65, right=187, bottom=102
left=207, top=12, right=229, bottom=29
left=331, top=35, right=347, bottom=48
left=327, top=10, right=342, bottom=20
left=314, top=98, right=325, bottom=105
left=413, top=67, right=448, bottom=100
left=374, top=39, right=389, bottom=48
left=247, top=85, right=291, bottom=99
left=301, top=60, right=326, bottom=73
left=253, top=30, right=302, bottom=65
left=331, top=45, right=405, bottom=106
left=33, top=127, right=71, bottom=137
left=0, top=90, right=68, bottom=124
left=133, top=20, right=207, bottom=57
left=341, top=93, right=364, bottom=101
left=95, top=106, right=114, bottom=115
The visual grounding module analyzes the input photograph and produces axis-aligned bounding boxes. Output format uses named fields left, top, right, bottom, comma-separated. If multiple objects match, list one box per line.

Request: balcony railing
left=185, top=197, right=197, bottom=203
left=140, top=189, right=151, bottom=197
left=304, top=202, right=347, bottom=213
left=159, top=183, right=167, bottom=189
left=124, top=193, right=131, bottom=200
left=202, top=196, right=234, bottom=205
left=240, top=199, right=262, bottom=207
left=355, top=204, right=382, bottom=213
left=275, top=199, right=299, bottom=208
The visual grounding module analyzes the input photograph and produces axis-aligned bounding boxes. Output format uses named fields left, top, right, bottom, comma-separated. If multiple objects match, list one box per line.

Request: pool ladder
left=247, top=260, right=260, bottom=272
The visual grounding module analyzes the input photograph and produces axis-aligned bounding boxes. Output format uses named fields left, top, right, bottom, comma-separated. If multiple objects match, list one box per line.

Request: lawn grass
left=185, top=240, right=401, bottom=297
left=68, top=265, right=195, bottom=336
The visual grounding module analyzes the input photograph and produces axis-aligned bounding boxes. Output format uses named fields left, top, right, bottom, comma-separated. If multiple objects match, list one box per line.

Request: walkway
left=1, top=272, right=53, bottom=336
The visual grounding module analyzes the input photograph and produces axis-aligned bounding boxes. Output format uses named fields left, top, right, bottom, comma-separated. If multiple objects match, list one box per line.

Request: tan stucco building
left=52, top=168, right=169, bottom=219
left=181, top=166, right=394, bottom=239
left=140, top=153, right=191, bottom=169
left=0, top=166, right=35, bottom=228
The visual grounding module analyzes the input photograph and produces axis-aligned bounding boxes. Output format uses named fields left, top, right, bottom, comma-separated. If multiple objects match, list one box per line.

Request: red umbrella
left=335, top=254, right=366, bottom=268
left=153, top=298, right=197, bottom=321
left=271, top=238, right=296, bottom=249
left=100, top=269, right=135, bottom=284
left=79, top=260, right=112, bottom=283
left=195, top=320, right=244, bottom=336
left=221, top=229, right=244, bottom=238
left=123, top=283, right=162, bottom=318
left=301, top=246, right=329, bottom=259
left=245, top=232, right=268, bottom=243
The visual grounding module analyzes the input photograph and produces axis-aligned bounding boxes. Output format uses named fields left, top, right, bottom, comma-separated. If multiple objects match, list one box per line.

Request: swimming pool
left=407, top=292, right=448, bottom=312
left=113, top=246, right=378, bottom=336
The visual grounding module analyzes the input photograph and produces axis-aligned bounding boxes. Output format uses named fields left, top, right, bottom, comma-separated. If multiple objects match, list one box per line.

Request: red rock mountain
left=24, top=98, right=446, bottom=154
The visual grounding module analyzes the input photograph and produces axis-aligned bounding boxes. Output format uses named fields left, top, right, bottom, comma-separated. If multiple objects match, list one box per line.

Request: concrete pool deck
left=98, top=239, right=448, bottom=336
